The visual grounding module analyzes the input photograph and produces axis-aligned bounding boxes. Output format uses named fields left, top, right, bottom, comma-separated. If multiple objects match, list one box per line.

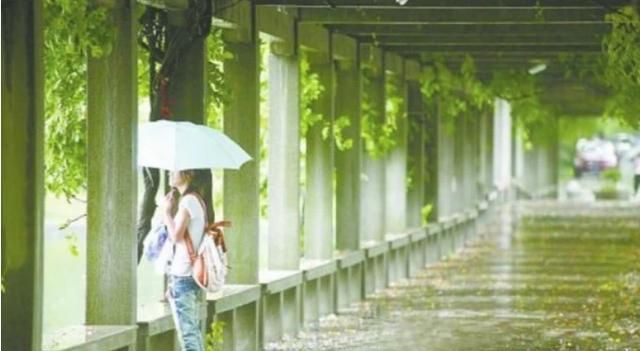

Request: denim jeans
left=168, top=275, right=204, bottom=351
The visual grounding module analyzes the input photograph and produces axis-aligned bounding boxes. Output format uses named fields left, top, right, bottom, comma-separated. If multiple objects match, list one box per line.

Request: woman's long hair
left=180, top=169, right=215, bottom=224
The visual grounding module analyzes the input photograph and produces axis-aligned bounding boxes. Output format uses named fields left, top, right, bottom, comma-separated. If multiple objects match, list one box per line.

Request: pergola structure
left=2, top=1, right=634, bottom=350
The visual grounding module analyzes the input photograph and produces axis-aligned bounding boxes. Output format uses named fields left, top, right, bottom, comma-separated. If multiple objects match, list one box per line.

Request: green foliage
left=421, top=204, right=433, bottom=225
left=299, top=51, right=326, bottom=137
left=206, top=321, right=225, bottom=351
left=206, top=29, right=233, bottom=129
left=602, top=6, right=640, bottom=129
left=602, top=168, right=622, bottom=184
left=64, top=233, right=80, bottom=257
left=43, top=0, right=114, bottom=200
left=419, top=56, right=491, bottom=125
left=361, top=67, right=397, bottom=158
left=332, top=115, right=354, bottom=151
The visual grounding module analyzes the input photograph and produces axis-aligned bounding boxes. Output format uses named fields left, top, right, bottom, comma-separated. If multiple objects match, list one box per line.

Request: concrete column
left=268, top=50, right=300, bottom=270
left=223, top=38, right=260, bottom=283
left=385, top=73, right=408, bottom=233
left=335, top=59, right=362, bottom=251
left=406, top=81, right=424, bottom=228
left=304, top=55, right=334, bottom=260
left=493, top=98, right=512, bottom=192
left=478, top=113, right=489, bottom=195
left=423, top=107, right=439, bottom=222
left=360, top=58, right=386, bottom=244
left=1, top=0, right=44, bottom=348
left=485, top=112, right=495, bottom=192
left=437, top=111, right=455, bottom=219
left=86, top=0, right=137, bottom=327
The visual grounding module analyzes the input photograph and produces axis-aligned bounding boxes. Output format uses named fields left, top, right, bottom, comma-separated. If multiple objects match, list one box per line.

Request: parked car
left=574, top=136, right=618, bottom=177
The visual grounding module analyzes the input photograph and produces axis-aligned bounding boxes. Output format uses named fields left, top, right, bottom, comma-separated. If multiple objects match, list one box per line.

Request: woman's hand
left=162, top=190, right=178, bottom=217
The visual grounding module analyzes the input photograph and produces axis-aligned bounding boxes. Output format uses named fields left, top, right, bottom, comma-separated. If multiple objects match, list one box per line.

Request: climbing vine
left=361, top=65, right=397, bottom=158
left=206, top=28, right=233, bottom=129
left=602, top=6, right=640, bottom=128
left=299, top=51, right=326, bottom=137
left=419, top=56, right=491, bottom=128
left=43, top=0, right=114, bottom=200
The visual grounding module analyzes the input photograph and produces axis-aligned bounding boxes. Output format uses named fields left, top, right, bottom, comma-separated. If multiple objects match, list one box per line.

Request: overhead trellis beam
left=297, top=8, right=608, bottom=24
left=255, top=0, right=629, bottom=8
left=416, top=51, right=602, bottom=60
left=358, top=33, right=604, bottom=45
left=328, top=23, right=612, bottom=35
left=386, top=44, right=602, bottom=53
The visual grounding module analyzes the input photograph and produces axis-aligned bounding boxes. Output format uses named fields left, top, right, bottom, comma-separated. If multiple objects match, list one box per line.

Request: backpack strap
left=182, top=192, right=208, bottom=262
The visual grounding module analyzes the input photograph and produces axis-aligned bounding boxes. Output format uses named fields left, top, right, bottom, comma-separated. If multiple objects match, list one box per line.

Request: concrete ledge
left=478, top=200, right=489, bottom=211
left=469, top=209, right=479, bottom=219
left=301, top=259, right=337, bottom=281
left=386, top=233, right=410, bottom=249
left=410, top=228, right=427, bottom=242
left=137, top=302, right=179, bottom=337
left=363, top=241, right=389, bottom=258
left=260, top=270, right=303, bottom=294
left=207, top=284, right=261, bottom=314
left=336, top=250, right=365, bottom=268
left=426, top=224, right=442, bottom=237
left=42, top=325, right=137, bottom=351
left=441, top=217, right=456, bottom=230
left=454, top=214, right=466, bottom=225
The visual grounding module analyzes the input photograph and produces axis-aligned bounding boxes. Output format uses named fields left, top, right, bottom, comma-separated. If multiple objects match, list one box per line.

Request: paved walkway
left=267, top=203, right=640, bottom=351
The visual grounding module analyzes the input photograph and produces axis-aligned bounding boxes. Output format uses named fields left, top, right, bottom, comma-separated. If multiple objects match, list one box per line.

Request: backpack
left=184, top=193, right=230, bottom=293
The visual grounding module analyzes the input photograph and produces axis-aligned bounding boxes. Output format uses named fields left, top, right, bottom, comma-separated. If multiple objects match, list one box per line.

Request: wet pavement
left=266, top=204, right=640, bottom=351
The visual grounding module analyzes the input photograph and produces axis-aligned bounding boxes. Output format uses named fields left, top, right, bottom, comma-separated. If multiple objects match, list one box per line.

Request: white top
left=169, top=194, right=205, bottom=276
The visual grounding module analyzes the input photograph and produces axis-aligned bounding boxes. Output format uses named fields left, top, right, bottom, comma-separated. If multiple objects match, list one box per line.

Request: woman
left=163, top=169, right=208, bottom=351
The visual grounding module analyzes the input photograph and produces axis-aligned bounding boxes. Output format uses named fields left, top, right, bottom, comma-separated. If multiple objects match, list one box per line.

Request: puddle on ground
left=266, top=205, right=640, bottom=351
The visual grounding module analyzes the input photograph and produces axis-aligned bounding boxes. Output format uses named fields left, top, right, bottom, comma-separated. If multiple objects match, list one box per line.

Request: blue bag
left=145, top=225, right=170, bottom=261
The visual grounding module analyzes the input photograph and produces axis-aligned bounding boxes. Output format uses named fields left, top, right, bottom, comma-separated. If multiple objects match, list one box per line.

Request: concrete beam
left=298, top=23, right=330, bottom=56
left=1, top=0, right=44, bottom=349
left=360, top=33, right=604, bottom=45
left=298, top=8, right=607, bottom=24
left=217, top=0, right=256, bottom=43
left=258, top=7, right=297, bottom=56
left=255, top=0, right=626, bottom=8
left=384, top=52, right=403, bottom=75
left=332, top=32, right=358, bottom=61
left=86, top=0, right=137, bottom=327
left=385, top=44, right=602, bottom=53
left=330, top=23, right=611, bottom=36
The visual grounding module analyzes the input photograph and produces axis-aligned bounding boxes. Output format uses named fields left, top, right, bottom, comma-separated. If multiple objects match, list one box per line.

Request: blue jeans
left=168, top=275, right=204, bottom=351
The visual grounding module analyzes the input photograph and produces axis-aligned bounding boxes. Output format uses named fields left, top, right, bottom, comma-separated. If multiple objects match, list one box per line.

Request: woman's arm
left=162, top=192, right=191, bottom=242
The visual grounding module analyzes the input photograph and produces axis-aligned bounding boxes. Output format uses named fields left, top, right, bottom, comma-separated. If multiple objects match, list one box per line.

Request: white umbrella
left=138, top=120, right=252, bottom=171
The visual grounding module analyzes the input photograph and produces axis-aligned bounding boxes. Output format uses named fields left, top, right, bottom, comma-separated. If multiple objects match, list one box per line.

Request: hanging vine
left=361, top=65, right=397, bottom=158
left=299, top=51, right=326, bottom=137
left=43, top=0, right=114, bottom=200
left=602, top=6, right=640, bottom=128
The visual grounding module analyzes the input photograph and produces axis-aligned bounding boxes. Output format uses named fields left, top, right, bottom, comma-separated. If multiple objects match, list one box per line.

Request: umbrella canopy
left=138, top=120, right=252, bottom=171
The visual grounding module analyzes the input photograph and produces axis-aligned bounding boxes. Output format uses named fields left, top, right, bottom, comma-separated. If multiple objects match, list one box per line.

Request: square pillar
left=385, top=73, right=408, bottom=233
left=406, top=80, right=425, bottom=228
left=335, top=58, right=362, bottom=251
left=1, top=0, right=45, bottom=348
left=304, top=54, right=334, bottom=260
left=223, top=36, right=261, bottom=284
left=268, top=50, right=300, bottom=270
left=86, top=0, right=137, bottom=327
